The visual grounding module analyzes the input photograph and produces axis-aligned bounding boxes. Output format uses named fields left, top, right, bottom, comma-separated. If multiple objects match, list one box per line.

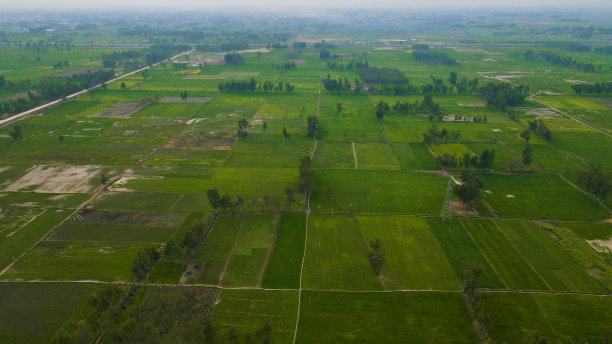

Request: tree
left=285, top=188, right=295, bottom=209
left=506, top=158, right=520, bottom=172
left=577, top=164, right=612, bottom=201
left=453, top=171, right=483, bottom=207
left=478, top=150, right=495, bottom=171
left=206, top=188, right=221, bottom=213
left=283, top=126, right=290, bottom=139
left=336, top=102, right=343, bottom=115
left=522, top=145, right=533, bottom=165
left=375, top=101, right=386, bottom=120
left=9, top=125, right=22, bottom=141
left=520, top=129, right=530, bottom=143
left=263, top=120, right=267, bottom=132
left=366, top=239, right=386, bottom=277
left=180, top=90, right=188, bottom=100
left=449, top=71, right=458, bottom=85
left=298, top=155, right=314, bottom=199
left=533, top=334, right=548, bottom=344
left=121, top=82, right=126, bottom=91
left=237, top=118, right=248, bottom=138
left=326, top=186, right=335, bottom=214
left=131, top=246, right=160, bottom=279
left=307, top=115, right=318, bottom=138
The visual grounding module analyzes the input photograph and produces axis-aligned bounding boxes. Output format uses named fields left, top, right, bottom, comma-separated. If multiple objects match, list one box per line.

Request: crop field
left=1, top=10, right=612, bottom=343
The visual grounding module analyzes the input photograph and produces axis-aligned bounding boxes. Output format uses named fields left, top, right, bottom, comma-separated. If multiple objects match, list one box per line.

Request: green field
left=2, top=11, right=612, bottom=342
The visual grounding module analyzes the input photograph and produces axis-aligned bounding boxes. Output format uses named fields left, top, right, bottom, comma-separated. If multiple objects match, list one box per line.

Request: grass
left=194, top=214, right=244, bottom=285
left=477, top=173, right=609, bottom=220
left=1, top=241, right=146, bottom=282
left=0, top=209, right=70, bottom=271
left=390, top=142, right=441, bottom=170
left=261, top=215, right=306, bottom=289
left=357, top=216, right=459, bottom=290
left=302, top=215, right=384, bottom=291
left=47, top=223, right=176, bottom=243
left=0, top=282, right=93, bottom=343
left=223, top=214, right=276, bottom=287
left=296, top=291, right=478, bottom=343
left=462, top=218, right=550, bottom=290
left=147, top=260, right=184, bottom=284
left=310, top=169, right=446, bottom=214
left=212, top=289, right=299, bottom=344
left=428, top=218, right=505, bottom=289
left=313, top=142, right=355, bottom=169
left=354, top=142, right=400, bottom=170
left=483, top=292, right=612, bottom=343
left=494, top=220, right=605, bottom=292
left=536, top=95, right=609, bottom=110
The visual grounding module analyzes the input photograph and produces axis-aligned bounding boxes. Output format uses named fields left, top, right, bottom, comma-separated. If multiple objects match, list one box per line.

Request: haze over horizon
left=2, top=0, right=612, bottom=10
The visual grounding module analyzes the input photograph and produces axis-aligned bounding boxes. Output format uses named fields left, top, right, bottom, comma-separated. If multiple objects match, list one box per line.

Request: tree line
left=478, top=82, right=528, bottom=111
left=218, top=78, right=295, bottom=93
left=571, top=81, right=612, bottom=95
left=523, top=49, right=602, bottom=73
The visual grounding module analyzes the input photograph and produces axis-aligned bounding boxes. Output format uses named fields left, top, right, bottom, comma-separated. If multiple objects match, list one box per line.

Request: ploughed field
left=1, top=41, right=611, bottom=344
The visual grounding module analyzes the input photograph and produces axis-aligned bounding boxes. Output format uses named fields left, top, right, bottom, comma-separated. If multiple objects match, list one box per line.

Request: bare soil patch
left=290, top=59, right=307, bottom=65
left=6, top=165, right=101, bottom=193
left=184, top=71, right=260, bottom=80
left=0, top=70, right=12, bottom=74
left=92, top=100, right=150, bottom=118
left=73, top=209, right=185, bottom=227
left=50, top=67, right=103, bottom=78
left=159, top=96, right=212, bottom=104
left=587, top=238, right=612, bottom=254
left=451, top=200, right=477, bottom=216
left=525, top=107, right=560, bottom=119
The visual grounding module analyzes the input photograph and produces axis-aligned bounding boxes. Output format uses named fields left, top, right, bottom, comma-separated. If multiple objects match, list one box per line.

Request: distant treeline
left=197, top=39, right=249, bottom=52
left=102, top=44, right=190, bottom=68
left=218, top=78, right=295, bottom=93
left=1, top=70, right=115, bottom=115
left=412, top=50, right=458, bottom=66
left=523, top=49, right=601, bottom=73
left=360, top=66, right=409, bottom=85
left=224, top=53, right=244, bottom=65
left=571, top=81, right=612, bottom=95
left=478, top=82, right=529, bottom=111
left=369, top=74, right=478, bottom=96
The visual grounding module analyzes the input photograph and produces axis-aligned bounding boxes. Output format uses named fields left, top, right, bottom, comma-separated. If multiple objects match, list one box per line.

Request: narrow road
left=0, top=48, right=195, bottom=129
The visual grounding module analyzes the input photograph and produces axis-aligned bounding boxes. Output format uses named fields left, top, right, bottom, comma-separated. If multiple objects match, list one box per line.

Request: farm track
left=532, top=98, right=612, bottom=139
left=0, top=48, right=196, bottom=129
left=0, top=107, right=205, bottom=277
left=0, top=279, right=609, bottom=297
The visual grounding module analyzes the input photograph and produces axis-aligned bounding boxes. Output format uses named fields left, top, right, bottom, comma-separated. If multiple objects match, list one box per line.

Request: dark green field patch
left=261, top=214, right=306, bottom=289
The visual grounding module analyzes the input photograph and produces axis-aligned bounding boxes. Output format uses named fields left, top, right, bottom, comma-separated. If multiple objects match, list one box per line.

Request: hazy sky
left=3, top=0, right=612, bottom=9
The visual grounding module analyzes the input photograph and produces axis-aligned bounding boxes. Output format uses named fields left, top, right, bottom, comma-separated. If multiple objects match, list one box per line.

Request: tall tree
left=307, top=116, right=318, bottom=138
left=577, top=164, right=612, bottom=201
left=522, top=145, right=533, bottom=165
left=298, top=155, right=314, bottom=199
left=453, top=171, right=484, bottom=207
left=206, top=188, right=221, bottom=213
left=366, top=239, right=386, bottom=277
left=336, top=102, right=343, bottom=115
left=237, top=118, right=249, bottom=138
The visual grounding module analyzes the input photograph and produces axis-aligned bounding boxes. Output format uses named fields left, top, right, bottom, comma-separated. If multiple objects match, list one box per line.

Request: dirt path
left=532, top=98, right=612, bottom=138
left=218, top=215, right=247, bottom=286
left=258, top=214, right=281, bottom=287
left=351, top=142, right=358, bottom=169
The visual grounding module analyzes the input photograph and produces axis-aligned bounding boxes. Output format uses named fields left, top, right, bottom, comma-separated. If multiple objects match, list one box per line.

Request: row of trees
left=412, top=50, right=458, bottom=66
left=423, top=125, right=460, bottom=145
left=218, top=79, right=295, bottom=93
left=479, top=82, right=528, bottom=111
left=523, top=49, right=601, bottom=73
left=224, top=52, right=244, bottom=65
left=527, top=119, right=552, bottom=142
left=392, top=94, right=444, bottom=120
left=571, top=81, right=612, bottom=95
left=436, top=150, right=496, bottom=171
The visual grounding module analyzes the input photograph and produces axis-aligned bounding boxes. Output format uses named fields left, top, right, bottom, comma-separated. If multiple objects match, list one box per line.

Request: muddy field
left=159, top=97, right=213, bottom=104
left=92, top=101, right=150, bottom=118
left=5, top=165, right=101, bottom=193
